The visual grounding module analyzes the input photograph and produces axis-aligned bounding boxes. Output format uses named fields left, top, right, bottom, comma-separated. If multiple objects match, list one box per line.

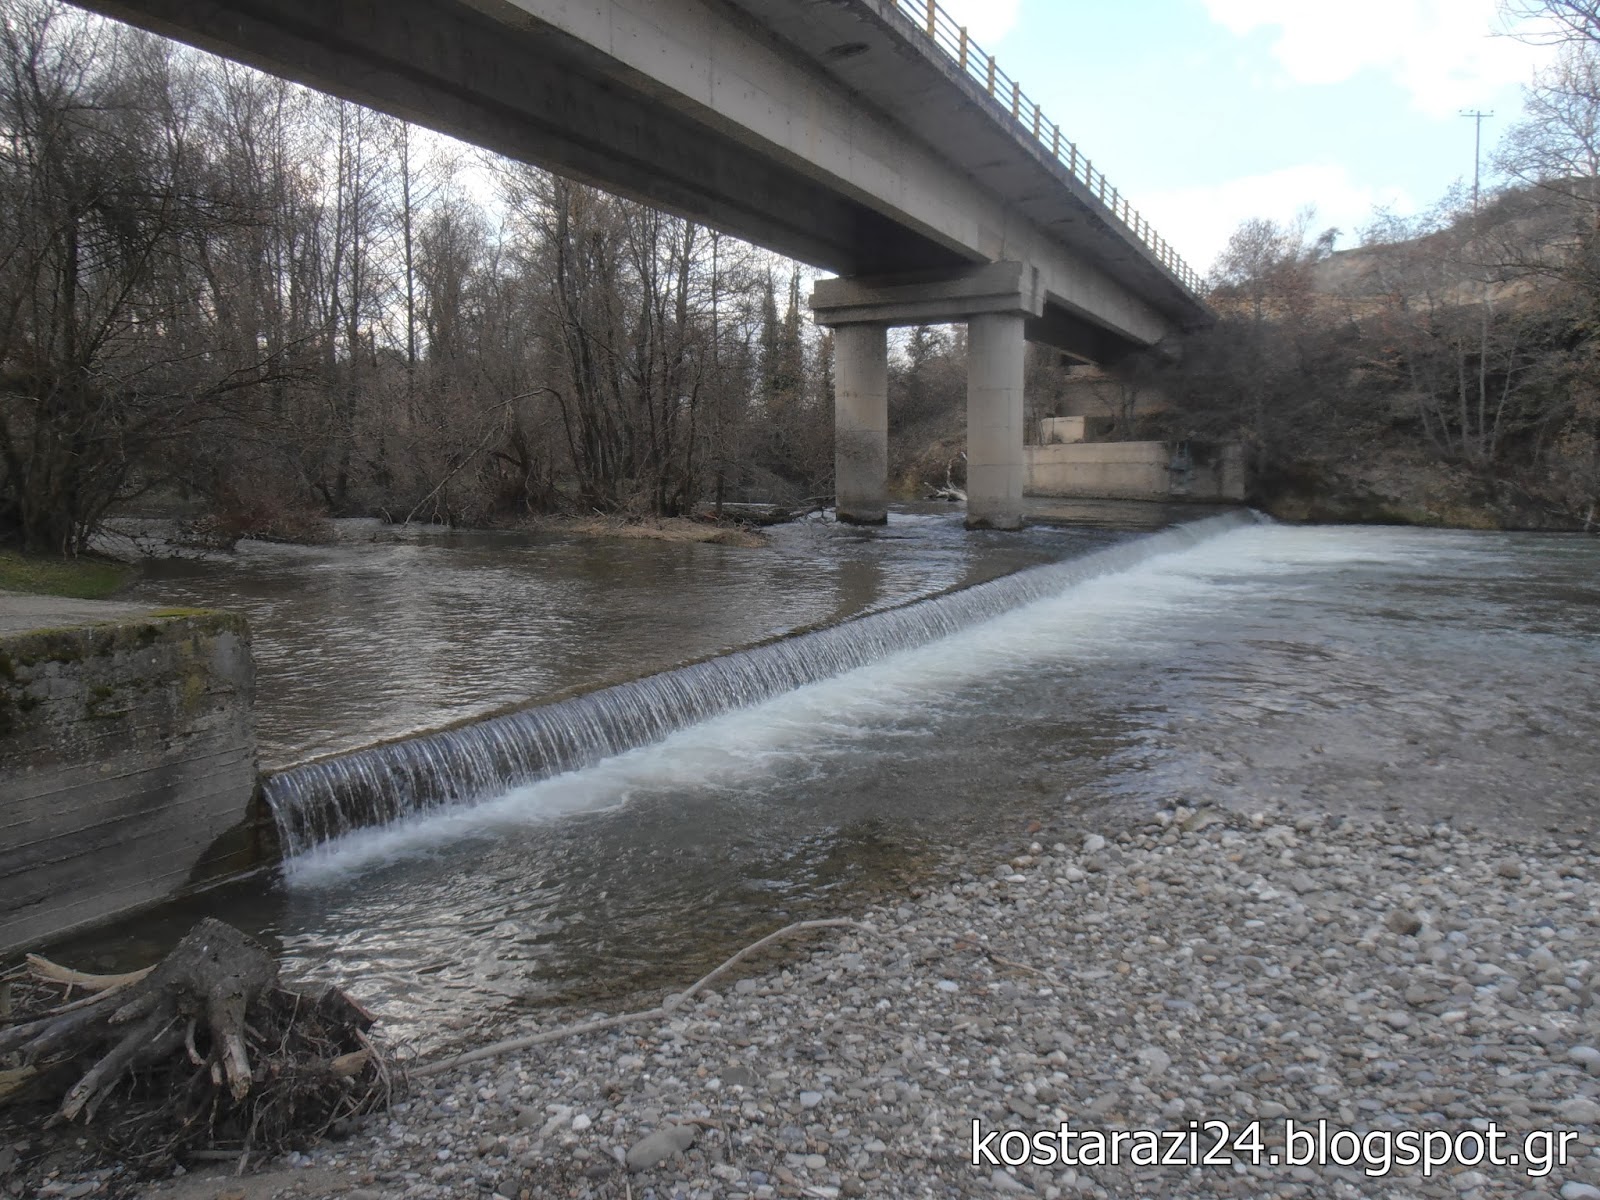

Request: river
left=122, top=506, right=1153, bottom=767
left=69, top=510, right=1600, bottom=1047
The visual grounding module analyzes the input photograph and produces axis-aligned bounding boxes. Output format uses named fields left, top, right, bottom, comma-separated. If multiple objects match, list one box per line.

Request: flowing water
left=260, top=515, right=1255, bottom=854
left=122, top=507, right=1148, bottom=766
left=71, top=514, right=1600, bottom=1047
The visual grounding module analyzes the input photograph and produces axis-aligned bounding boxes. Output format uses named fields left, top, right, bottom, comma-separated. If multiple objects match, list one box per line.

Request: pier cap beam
left=810, top=262, right=1046, bottom=328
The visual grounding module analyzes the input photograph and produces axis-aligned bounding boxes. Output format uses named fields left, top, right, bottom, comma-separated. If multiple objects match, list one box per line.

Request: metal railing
left=884, top=0, right=1205, bottom=297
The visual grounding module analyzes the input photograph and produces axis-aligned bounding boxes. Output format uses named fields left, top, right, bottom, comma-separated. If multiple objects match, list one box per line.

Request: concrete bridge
left=79, top=0, right=1211, bottom=528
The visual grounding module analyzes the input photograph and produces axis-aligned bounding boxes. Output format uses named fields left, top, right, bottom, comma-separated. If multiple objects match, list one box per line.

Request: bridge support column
left=965, top=313, right=1026, bottom=530
left=833, top=323, right=889, bottom=525
left=812, top=262, right=1045, bottom=530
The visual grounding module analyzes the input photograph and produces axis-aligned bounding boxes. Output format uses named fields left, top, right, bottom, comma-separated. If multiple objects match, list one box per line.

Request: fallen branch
left=954, top=936, right=1069, bottom=989
left=26, top=958, right=153, bottom=995
left=414, top=919, right=874, bottom=1078
left=402, top=389, right=554, bottom=526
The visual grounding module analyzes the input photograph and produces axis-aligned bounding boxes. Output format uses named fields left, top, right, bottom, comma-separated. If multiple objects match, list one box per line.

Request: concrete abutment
left=0, top=605, right=266, bottom=957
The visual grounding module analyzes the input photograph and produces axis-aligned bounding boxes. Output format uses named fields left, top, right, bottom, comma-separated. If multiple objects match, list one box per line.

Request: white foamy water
left=268, top=513, right=1268, bottom=855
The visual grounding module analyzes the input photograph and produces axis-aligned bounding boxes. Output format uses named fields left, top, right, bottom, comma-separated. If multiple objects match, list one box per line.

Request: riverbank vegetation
left=0, top=0, right=845, bottom=557
left=1142, top=2, right=1600, bottom=529
left=0, top=550, right=129, bottom=599
left=2, top=0, right=1598, bottom=555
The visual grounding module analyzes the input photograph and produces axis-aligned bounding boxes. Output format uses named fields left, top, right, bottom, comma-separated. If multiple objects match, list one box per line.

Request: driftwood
left=0, top=918, right=392, bottom=1173
left=3, top=915, right=873, bottom=1178
left=706, top=499, right=829, bottom=527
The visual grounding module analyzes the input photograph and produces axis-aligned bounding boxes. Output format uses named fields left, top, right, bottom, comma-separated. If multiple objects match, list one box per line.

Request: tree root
left=0, top=918, right=393, bottom=1175
left=4, top=915, right=870, bottom=1175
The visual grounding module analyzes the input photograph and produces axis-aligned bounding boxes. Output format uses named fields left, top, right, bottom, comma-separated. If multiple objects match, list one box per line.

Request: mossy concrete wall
left=0, top=611, right=262, bottom=956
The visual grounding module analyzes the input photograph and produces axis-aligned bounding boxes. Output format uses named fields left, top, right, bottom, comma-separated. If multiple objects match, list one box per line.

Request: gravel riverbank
left=74, top=801, right=1600, bottom=1198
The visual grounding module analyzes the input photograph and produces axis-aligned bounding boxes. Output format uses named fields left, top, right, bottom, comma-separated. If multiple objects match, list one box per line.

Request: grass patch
left=0, top=550, right=133, bottom=599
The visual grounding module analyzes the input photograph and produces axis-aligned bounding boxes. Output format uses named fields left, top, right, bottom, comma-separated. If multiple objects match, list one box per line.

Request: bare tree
left=0, top=0, right=844, bottom=546
left=0, top=2, right=286, bottom=552
left=1502, top=0, right=1600, bottom=45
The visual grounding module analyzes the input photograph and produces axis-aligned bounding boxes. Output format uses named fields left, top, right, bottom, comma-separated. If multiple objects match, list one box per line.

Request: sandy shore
left=56, top=798, right=1591, bottom=1200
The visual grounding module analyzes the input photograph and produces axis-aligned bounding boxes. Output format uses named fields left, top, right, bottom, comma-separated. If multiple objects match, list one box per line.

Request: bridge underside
left=83, top=0, right=963, bottom=275
left=79, top=0, right=1207, bottom=528
left=78, top=0, right=1179, bottom=362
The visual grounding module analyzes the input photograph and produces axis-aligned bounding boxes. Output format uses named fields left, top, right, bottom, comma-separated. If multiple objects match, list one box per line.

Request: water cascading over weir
left=263, top=513, right=1260, bottom=855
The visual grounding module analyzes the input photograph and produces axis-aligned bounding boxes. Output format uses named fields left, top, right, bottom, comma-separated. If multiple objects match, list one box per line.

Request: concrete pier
left=965, top=313, right=1027, bottom=530
left=833, top=323, right=889, bottom=525
left=813, top=264, right=1040, bottom=530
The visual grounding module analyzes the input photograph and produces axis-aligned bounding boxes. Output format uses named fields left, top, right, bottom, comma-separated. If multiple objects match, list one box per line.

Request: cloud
left=937, top=0, right=1021, bottom=50
left=1201, top=0, right=1553, bottom=117
left=1137, top=164, right=1415, bottom=275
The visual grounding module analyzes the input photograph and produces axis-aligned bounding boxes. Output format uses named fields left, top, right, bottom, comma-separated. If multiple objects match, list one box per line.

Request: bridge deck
left=737, top=0, right=1207, bottom=327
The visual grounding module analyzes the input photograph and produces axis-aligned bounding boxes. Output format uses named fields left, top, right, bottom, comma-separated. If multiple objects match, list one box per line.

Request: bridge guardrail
left=884, top=0, right=1206, bottom=298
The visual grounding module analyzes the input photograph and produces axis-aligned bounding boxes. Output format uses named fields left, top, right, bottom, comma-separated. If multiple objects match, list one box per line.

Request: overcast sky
left=935, top=0, right=1560, bottom=275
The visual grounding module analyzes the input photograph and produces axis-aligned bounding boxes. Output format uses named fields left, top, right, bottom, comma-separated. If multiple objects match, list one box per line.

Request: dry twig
left=413, top=919, right=874, bottom=1078
left=954, top=935, right=1069, bottom=989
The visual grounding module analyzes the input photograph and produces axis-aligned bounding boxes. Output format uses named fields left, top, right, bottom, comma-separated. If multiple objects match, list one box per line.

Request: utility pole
left=1461, top=109, right=1494, bottom=215
left=1460, top=109, right=1494, bottom=464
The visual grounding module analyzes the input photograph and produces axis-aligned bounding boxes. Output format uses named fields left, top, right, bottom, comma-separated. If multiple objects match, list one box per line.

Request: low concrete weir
left=263, top=512, right=1260, bottom=855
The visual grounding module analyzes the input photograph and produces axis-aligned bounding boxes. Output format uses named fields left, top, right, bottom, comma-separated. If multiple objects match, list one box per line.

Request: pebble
left=1386, top=908, right=1423, bottom=936
left=1559, top=1097, right=1600, bottom=1124
left=40, top=802, right=1600, bottom=1200
left=1136, top=1046, right=1172, bottom=1076
left=624, top=1123, right=697, bottom=1171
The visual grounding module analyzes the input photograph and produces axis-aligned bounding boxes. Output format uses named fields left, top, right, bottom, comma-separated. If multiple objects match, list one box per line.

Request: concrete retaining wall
left=0, top=611, right=262, bottom=955
left=1026, top=441, right=1247, bottom=502
left=1038, top=416, right=1086, bottom=444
